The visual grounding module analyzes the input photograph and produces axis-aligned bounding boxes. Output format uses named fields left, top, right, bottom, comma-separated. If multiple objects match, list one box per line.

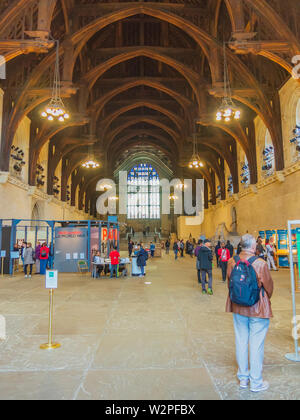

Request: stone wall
left=196, top=77, right=300, bottom=241
left=0, top=173, right=90, bottom=221
left=199, top=163, right=300, bottom=241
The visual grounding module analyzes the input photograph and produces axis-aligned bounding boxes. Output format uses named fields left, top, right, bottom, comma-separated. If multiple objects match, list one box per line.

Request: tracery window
left=127, top=163, right=160, bottom=219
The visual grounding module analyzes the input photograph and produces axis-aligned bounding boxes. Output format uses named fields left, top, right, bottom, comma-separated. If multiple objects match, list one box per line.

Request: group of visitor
left=129, top=241, right=149, bottom=277
left=236, top=236, right=278, bottom=272
left=172, top=239, right=197, bottom=260
left=92, top=247, right=123, bottom=278
left=14, top=241, right=52, bottom=278
left=92, top=241, right=150, bottom=279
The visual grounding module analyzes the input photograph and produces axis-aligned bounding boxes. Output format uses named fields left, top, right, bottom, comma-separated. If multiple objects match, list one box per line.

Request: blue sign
left=1, top=251, right=6, bottom=258
left=277, top=229, right=288, bottom=250
left=10, top=251, right=19, bottom=259
left=108, top=216, right=118, bottom=223
left=266, top=230, right=276, bottom=240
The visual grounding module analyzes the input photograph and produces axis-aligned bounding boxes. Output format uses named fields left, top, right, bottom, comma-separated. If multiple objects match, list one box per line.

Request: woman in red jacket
left=218, top=242, right=231, bottom=282
left=40, top=243, right=49, bottom=275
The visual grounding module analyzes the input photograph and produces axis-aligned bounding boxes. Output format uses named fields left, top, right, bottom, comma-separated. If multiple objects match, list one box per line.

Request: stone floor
left=0, top=253, right=299, bottom=400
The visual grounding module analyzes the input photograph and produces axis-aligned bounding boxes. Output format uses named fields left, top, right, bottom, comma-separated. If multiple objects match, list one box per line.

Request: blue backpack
left=229, top=256, right=262, bottom=307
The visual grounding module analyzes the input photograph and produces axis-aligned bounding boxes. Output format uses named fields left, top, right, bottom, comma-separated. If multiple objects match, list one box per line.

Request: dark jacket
left=226, top=243, right=234, bottom=258
left=137, top=248, right=148, bottom=267
left=215, top=242, right=221, bottom=257
left=197, top=245, right=213, bottom=271
left=237, top=243, right=242, bottom=255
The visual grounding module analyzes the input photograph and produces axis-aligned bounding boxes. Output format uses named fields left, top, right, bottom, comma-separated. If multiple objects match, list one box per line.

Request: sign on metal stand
left=285, top=220, right=300, bottom=362
left=10, top=251, right=19, bottom=277
left=40, top=270, right=61, bottom=350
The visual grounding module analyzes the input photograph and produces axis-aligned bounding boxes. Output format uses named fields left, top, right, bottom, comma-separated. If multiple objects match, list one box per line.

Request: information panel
left=277, top=229, right=288, bottom=250
left=266, top=230, right=276, bottom=241
left=54, top=227, right=88, bottom=273
left=46, top=270, right=58, bottom=289
left=296, top=229, right=300, bottom=284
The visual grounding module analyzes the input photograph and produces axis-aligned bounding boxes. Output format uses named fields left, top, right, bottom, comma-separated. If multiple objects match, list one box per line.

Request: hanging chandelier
left=82, top=160, right=100, bottom=169
left=188, top=133, right=204, bottom=169
left=82, top=146, right=100, bottom=169
left=41, top=40, right=70, bottom=122
left=176, top=181, right=187, bottom=190
left=216, top=43, right=241, bottom=123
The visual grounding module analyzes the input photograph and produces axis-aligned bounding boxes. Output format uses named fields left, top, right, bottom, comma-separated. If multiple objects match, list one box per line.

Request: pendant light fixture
left=41, top=39, right=70, bottom=122
left=82, top=145, right=100, bottom=169
left=188, top=133, right=204, bottom=169
left=216, top=43, right=241, bottom=123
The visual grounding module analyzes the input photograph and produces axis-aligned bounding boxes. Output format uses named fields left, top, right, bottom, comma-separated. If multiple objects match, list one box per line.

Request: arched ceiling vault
left=0, top=0, right=299, bottom=212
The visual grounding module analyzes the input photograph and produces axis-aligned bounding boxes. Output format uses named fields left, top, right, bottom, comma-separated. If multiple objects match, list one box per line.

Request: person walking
left=180, top=240, right=184, bottom=258
left=226, top=234, right=274, bottom=393
left=48, top=243, right=54, bottom=269
left=256, top=237, right=266, bottom=260
left=136, top=244, right=148, bottom=277
left=194, top=240, right=203, bottom=258
left=173, top=241, right=179, bottom=260
left=197, top=239, right=213, bottom=295
left=165, top=239, right=170, bottom=255
left=109, top=247, right=120, bottom=278
left=226, top=240, right=234, bottom=258
left=128, top=240, right=134, bottom=258
left=150, top=242, right=156, bottom=258
left=39, top=243, right=49, bottom=275
left=187, top=240, right=194, bottom=258
left=21, top=242, right=27, bottom=273
left=195, top=241, right=203, bottom=285
left=24, top=243, right=35, bottom=278
left=215, top=241, right=221, bottom=267
left=218, top=242, right=231, bottom=282
left=35, top=242, right=41, bottom=274
left=265, top=239, right=278, bottom=271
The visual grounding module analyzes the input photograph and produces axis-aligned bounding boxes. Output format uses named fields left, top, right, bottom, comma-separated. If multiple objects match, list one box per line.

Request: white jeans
left=233, top=313, right=270, bottom=389
left=267, top=255, right=277, bottom=270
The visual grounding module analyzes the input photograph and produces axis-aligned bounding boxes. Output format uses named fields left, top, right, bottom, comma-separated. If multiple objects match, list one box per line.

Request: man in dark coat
left=226, top=240, right=234, bottom=258
left=215, top=241, right=221, bottom=267
left=128, top=240, right=134, bottom=257
left=136, top=244, right=148, bottom=277
left=197, top=239, right=214, bottom=295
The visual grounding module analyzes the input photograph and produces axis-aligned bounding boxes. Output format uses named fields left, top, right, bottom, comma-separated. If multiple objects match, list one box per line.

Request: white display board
left=45, top=270, right=58, bottom=289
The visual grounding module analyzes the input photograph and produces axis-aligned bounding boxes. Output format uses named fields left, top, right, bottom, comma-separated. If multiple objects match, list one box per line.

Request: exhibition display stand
left=0, top=219, right=120, bottom=275
left=258, top=228, right=298, bottom=268
left=285, top=220, right=300, bottom=363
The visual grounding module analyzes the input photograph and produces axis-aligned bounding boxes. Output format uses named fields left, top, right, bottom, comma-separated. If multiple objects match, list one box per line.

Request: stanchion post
left=1, top=257, right=4, bottom=277
left=40, top=270, right=60, bottom=350
left=40, top=289, right=60, bottom=350
left=285, top=220, right=300, bottom=362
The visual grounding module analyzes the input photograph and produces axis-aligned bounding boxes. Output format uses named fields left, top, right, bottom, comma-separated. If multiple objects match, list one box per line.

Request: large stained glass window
left=127, top=163, right=160, bottom=219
